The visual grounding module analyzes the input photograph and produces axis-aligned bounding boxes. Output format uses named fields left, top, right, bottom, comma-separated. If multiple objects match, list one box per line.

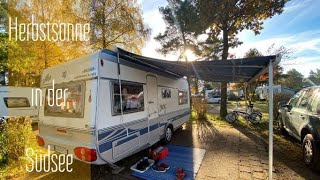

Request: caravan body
left=0, top=86, right=39, bottom=121
left=256, top=85, right=295, bottom=100
left=38, top=49, right=190, bottom=164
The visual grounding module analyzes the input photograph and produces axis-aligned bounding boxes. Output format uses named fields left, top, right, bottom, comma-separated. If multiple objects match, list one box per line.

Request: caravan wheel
left=164, top=126, right=173, bottom=144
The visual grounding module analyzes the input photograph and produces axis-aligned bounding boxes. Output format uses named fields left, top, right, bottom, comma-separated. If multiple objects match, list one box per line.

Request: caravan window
left=44, top=82, right=85, bottom=118
left=112, top=81, right=144, bottom=115
left=3, top=97, right=30, bottom=108
left=178, top=89, right=188, bottom=105
left=161, top=88, right=171, bottom=98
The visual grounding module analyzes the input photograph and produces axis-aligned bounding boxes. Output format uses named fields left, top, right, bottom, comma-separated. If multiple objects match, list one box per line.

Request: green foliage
left=245, top=48, right=263, bottom=57
left=0, top=117, right=36, bottom=162
left=308, top=69, right=320, bottom=86
left=0, top=0, right=7, bottom=85
left=228, top=92, right=239, bottom=101
left=0, top=121, right=7, bottom=165
left=197, top=0, right=287, bottom=36
left=0, top=117, right=39, bottom=178
left=202, top=81, right=221, bottom=93
left=3, top=0, right=150, bottom=86
left=192, top=96, right=207, bottom=120
left=155, top=0, right=201, bottom=60
left=89, top=0, right=150, bottom=53
left=243, top=48, right=263, bottom=102
left=195, top=0, right=288, bottom=117
left=282, top=69, right=304, bottom=92
left=273, top=93, right=292, bottom=118
left=0, top=0, right=7, bottom=26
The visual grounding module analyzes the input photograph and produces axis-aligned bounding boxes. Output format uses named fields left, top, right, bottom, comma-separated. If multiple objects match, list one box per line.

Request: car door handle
left=148, top=101, right=154, bottom=104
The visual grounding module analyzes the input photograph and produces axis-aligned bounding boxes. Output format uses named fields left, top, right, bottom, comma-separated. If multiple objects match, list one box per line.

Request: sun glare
left=184, top=49, right=195, bottom=61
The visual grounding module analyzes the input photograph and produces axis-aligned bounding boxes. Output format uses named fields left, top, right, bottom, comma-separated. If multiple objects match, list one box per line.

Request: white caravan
left=0, top=86, right=39, bottom=122
left=255, top=85, right=295, bottom=100
left=37, top=49, right=190, bottom=167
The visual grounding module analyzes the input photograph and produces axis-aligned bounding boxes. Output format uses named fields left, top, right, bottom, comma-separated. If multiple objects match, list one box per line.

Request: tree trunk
left=195, top=78, right=199, bottom=94
left=180, top=29, right=192, bottom=109
left=220, top=27, right=229, bottom=118
left=102, top=1, right=106, bottom=48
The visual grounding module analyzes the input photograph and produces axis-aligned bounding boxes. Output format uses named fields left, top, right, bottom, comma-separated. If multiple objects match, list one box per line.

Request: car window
left=3, top=97, right=30, bottom=108
left=297, top=88, right=316, bottom=111
left=288, top=90, right=303, bottom=108
left=311, top=89, right=320, bottom=115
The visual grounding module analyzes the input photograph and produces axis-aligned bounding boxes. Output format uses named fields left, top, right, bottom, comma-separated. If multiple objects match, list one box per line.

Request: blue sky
left=140, top=0, right=320, bottom=76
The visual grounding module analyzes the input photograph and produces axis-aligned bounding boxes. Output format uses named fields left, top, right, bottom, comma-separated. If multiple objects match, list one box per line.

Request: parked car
left=206, top=94, right=221, bottom=103
left=278, top=86, right=320, bottom=170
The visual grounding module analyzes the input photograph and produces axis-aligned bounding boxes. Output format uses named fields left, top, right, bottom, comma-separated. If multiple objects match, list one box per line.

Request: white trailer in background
left=0, top=86, right=39, bottom=122
left=256, top=85, right=295, bottom=100
left=37, top=49, right=190, bottom=169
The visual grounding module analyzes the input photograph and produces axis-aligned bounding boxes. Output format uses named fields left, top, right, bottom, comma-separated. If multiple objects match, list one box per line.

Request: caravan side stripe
left=98, top=110, right=190, bottom=153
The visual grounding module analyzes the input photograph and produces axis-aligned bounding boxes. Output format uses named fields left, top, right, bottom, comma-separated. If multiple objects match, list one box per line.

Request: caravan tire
left=163, top=126, right=173, bottom=144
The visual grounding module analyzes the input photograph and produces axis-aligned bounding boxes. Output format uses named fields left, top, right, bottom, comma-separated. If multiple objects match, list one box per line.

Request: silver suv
left=278, top=86, right=320, bottom=170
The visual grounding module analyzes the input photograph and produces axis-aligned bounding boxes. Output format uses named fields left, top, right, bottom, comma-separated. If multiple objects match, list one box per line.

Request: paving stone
left=193, top=125, right=270, bottom=180
left=239, top=171, right=252, bottom=180
left=240, top=165, right=252, bottom=173
left=249, top=160, right=262, bottom=166
left=239, top=160, right=251, bottom=167
left=262, top=164, right=276, bottom=172
left=249, top=156, right=261, bottom=161
left=251, top=165, right=264, bottom=172
left=261, top=159, right=269, bottom=164
left=252, top=172, right=266, bottom=179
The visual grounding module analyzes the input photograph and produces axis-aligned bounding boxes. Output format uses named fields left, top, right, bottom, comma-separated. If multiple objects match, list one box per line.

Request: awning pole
left=268, top=60, right=274, bottom=179
left=244, top=83, right=247, bottom=102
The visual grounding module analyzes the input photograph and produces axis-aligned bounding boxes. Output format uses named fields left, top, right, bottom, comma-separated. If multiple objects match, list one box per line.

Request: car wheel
left=302, top=134, right=320, bottom=170
left=277, top=115, right=287, bottom=135
left=163, top=126, right=173, bottom=144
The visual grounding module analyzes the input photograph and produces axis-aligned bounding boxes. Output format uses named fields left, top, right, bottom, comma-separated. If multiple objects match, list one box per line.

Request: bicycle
left=225, top=101, right=262, bottom=124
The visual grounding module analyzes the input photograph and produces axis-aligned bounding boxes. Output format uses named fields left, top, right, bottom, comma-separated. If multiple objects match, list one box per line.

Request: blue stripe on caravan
left=159, top=122, right=167, bottom=127
left=99, top=110, right=190, bottom=152
left=150, top=123, right=159, bottom=131
left=98, top=128, right=126, bottom=141
left=139, top=127, right=149, bottom=135
left=115, top=134, right=138, bottom=147
left=128, top=129, right=139, bottom=135
left=99, top=142, right=112, bottom=153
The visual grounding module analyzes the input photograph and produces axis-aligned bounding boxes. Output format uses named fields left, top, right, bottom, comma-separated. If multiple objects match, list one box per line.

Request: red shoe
left=176, top=168, right=186, bottom=180
left=152, top=164, right=166, bottom=172
left=159, top=163, right=170, bottom=170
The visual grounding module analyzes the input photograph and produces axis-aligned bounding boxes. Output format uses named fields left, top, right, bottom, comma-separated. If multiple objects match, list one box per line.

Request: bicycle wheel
left=248, top=112, right=262, bottom=124
left=226, top=112, right=237, bottom=123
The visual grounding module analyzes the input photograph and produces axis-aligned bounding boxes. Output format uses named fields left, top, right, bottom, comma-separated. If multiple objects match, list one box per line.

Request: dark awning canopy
left=117, top=48, right=281, bottom=84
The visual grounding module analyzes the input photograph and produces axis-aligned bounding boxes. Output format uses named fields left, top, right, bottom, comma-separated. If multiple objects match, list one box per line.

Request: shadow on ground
left=208, top=103, right=320, bottom=179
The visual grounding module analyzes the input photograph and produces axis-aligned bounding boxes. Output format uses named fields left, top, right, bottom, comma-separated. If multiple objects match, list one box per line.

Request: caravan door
left=146, top=75, right=159, bottom=144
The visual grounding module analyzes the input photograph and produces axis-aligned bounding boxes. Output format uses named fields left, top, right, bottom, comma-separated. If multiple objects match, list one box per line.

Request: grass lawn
left=207, top=100, right=278, bottom=140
